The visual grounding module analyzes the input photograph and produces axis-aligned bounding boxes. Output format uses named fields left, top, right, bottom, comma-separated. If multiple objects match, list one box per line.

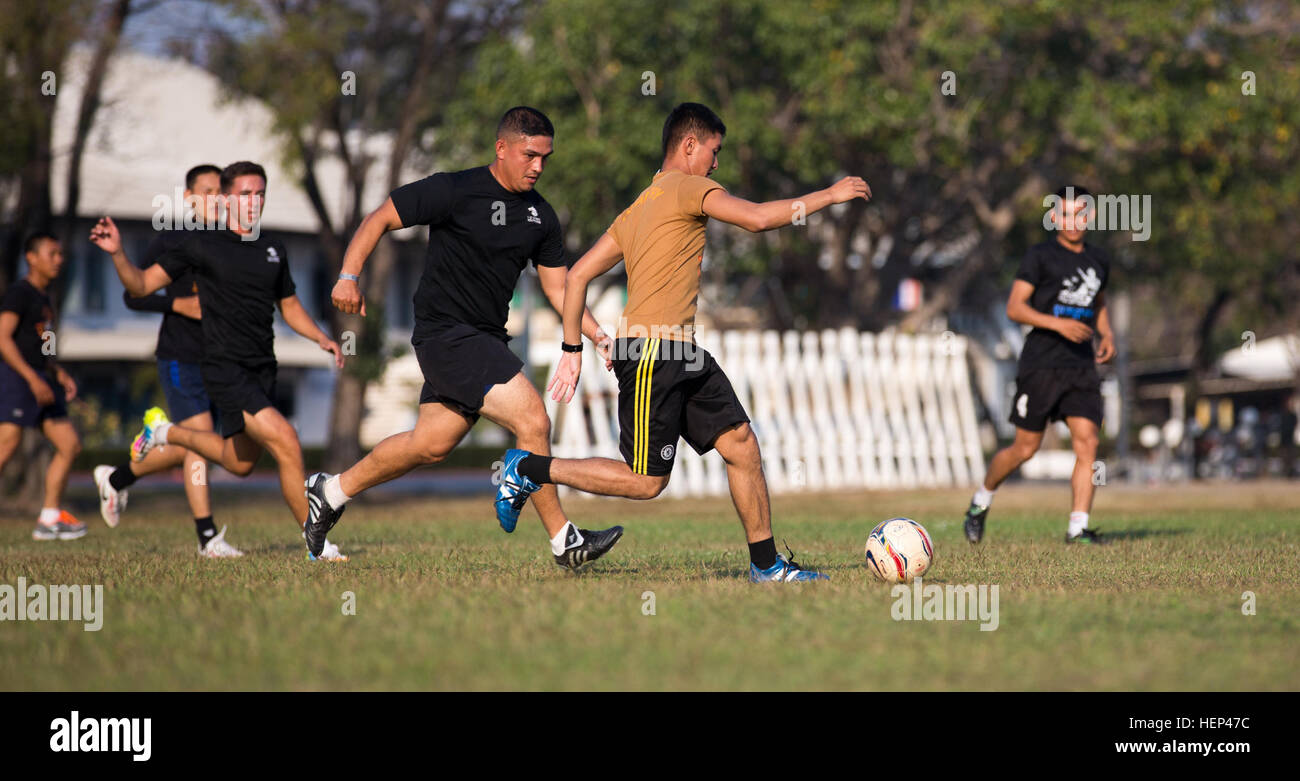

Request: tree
left=207, top=0, right=520, bottom=471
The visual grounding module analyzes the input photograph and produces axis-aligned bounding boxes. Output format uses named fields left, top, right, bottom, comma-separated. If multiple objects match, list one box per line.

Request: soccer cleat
left=131, top=406, right=171, bottom=462
left=749, top=549, right=829, bottom=583
left=198, top=525, right=245, bottom=558
left=494, top=448, right=540, bottom=533
left=964, top=502, right=989, bottom=544
left=1065, top=528, right=1108, bottom=545
left=32, top=511, right=87, bottom=541
left=93, top=464, right=128, bottom=528
left=307, top=538, right=349, bottom=562
left=303, top=472, right=345, bottom=559
left=555, top=525, right=624, bottom=571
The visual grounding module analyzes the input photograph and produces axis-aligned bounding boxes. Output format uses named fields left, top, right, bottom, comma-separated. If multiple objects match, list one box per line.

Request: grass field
left=3, top=479, right=1298, bottom=691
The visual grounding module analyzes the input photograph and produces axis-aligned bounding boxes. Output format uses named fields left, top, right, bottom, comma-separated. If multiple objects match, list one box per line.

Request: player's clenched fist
left=331, top=277, right=366, bottom=316
left=828, top=176, right=872, bottom=204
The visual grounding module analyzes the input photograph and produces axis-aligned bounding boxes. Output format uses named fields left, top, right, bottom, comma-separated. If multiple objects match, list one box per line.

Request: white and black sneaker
left=555, top=525, right=624, bottom=571
left=304, top=473, right=345, bottom=559
left=93, top=464, right=127, bottom=528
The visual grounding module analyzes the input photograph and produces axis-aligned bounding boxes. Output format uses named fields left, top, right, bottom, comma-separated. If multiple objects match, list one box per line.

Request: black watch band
left=561, top=341, right=583, bottom=353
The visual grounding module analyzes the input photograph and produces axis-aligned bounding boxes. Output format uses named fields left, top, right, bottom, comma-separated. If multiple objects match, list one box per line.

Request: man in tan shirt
left=495, top=102, right=870, bottom=581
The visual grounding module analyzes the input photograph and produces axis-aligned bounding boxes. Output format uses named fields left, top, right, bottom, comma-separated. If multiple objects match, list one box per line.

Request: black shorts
left=0, top=363, right=68, bottom=427
left=413, top=323, right=523, bottom=424
left=157, top=359, right=215, bottom=422
left=612, top=337, right=749, bottom=476
left=200, top=360, right=277, bottom=438
left=1008, top=366, right=1103, bottom=432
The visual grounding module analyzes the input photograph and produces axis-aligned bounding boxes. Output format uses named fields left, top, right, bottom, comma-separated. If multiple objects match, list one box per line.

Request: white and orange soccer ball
left=864, top=517, right=934, bottom=584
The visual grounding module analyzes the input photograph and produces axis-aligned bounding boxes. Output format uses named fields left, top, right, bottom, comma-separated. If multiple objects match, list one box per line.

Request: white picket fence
left=537, top=328, right=986, bottom=497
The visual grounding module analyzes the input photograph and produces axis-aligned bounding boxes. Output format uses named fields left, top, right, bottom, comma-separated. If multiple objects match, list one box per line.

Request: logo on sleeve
left=526, top=205, right=542, bottom=225
left=266, top=247, right=280, bottom=263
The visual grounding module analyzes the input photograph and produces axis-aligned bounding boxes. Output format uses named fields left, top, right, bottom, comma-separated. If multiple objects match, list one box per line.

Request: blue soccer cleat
left=749, top=551, right=829, bottom=583
left=494, top=448, right=540, bottom=533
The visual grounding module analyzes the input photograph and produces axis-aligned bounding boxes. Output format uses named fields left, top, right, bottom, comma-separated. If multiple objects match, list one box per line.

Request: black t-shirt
left=0, top=279, right=55, bottom=374
left=156, top=229, right=295, bottom=367
left=391, top=166, right=566, bottom=342
left=1015, top=240, right=1111, bottom=370
left=124, top=230, right=205, bottom=362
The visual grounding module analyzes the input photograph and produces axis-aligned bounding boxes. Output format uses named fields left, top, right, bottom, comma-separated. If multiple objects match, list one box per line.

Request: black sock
left=749, top=537, right=778, bottom=570
left=108, top=461, right=138, bottom=491
left=517, top=455, right=553, bottom=484
left=195, top=516, right=217, bottom=547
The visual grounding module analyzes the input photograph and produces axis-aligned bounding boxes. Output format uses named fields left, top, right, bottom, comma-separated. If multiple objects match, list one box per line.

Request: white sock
left=550, top=521, right=582, bottom=556
left=1068, top=511, right=1089, bottom=537
left=38, top=507, right=60, bottom=525
left=154, top=421, right=172, bottom=445
left=972, top=485, right=996, bottom=509
left=323, top=474, right=351, bottom=508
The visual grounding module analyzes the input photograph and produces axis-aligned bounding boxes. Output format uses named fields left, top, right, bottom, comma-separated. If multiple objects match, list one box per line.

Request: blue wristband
left=339, top=273, right=359, bottom=282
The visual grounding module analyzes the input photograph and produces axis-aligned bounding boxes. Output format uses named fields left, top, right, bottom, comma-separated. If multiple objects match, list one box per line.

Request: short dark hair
left=1055, top=184, right=1092, bottom=201
left=662, top=102, right=726, bottom=159
left=186, top=164, right=222, bottom=190
left=220, top=161, right=268, bottom=192
left=497, top=106, right=554, bottom=139
left=23, top=231, right=58, bottom=255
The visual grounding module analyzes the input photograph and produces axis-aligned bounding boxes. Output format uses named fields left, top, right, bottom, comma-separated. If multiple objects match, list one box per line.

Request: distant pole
left=1114, top=290, right=1132, bottom=481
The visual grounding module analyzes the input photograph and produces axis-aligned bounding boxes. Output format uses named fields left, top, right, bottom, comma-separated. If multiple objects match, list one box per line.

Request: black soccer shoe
left=964, top=502, right=989, bottom=544
left=1065, top=528, right=1108, bottom=545
left=304, top=472, right=346, bottom=559
left=555, top=525, right=624, bottom=571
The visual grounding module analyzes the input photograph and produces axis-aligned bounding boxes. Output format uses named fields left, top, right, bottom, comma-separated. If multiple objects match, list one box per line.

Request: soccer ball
left=864, top=518, right=934, bottom=583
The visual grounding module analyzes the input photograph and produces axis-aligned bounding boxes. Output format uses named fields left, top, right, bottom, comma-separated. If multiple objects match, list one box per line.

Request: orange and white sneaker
left=32, top=510, right=88, bottom=541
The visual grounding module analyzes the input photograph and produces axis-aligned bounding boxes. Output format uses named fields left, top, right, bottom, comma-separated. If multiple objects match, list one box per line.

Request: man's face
left=1052, top=196, right=1090, bottom=243
left=684, top=132, right=722, bottom=178
left=26, top=238, right=64, bottom=280
left=224, top=174, right=266, bottom=230
left=494, top=133, right=553, bottom=191
left=185, top=171, right=222, bottom=226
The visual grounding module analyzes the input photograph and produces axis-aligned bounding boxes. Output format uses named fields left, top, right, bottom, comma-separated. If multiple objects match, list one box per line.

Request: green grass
left=2, top=481, right=1297, bottom=691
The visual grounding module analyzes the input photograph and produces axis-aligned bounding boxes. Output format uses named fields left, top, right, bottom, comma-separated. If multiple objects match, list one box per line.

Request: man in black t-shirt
left=964, top=185, right=1117, bottom=545
left=91, top=161, right=348, bottom=560
left=0, top=233, right=87, bottom=540
left=92, top=164, right=243, bottom=558
left=303, top=107, right=624, bottom=570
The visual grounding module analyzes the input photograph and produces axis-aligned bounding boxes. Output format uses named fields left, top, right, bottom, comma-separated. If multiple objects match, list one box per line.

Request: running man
left=0, top=233, right=86, bottom=540
left=93, top=163, right=243, bottom=557
left=90, top=161, right=350, bottom=560
left=499, top=102, right=872, bottom=582
left=304, top=106, right=624, bottom=571
left=963, top=185, right=1115, bottom=544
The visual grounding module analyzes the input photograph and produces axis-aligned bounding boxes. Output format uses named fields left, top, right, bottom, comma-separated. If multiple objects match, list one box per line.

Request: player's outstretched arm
left=331, top=197, right=404, bottom=317
left=549, top=233, right=624, bottom=403
left=89, top=216, right=173, bottom=297
left=1006, top=279, right=1093, bottom=344
left=279, top=295, right=344, bottom=368
left=536, top=264, right=613, bottom=370
left=701, top=176, right=871, bottom=233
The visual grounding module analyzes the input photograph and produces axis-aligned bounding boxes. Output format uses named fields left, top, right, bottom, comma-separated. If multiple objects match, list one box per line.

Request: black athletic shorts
left=1008, top=365, right=1103, bottom=432
left=612, top=337, right=749, bottom=477
left=200, top=359, right=277, bottom=438
left=412, top=323, right=523, bottom=424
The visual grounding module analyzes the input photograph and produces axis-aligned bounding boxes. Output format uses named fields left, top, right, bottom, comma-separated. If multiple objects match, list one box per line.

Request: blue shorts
left=158, top=359, right=215, bottom=423
left=0, top=362, right=68, bottom=427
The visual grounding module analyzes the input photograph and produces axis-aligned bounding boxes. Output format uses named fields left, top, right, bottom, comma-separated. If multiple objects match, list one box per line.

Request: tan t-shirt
left=607, top=169, right=723, bottom=342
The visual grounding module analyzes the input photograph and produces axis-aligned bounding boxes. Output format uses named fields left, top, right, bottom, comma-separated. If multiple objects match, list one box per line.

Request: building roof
left=49, top=47, right=426, bottom=235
